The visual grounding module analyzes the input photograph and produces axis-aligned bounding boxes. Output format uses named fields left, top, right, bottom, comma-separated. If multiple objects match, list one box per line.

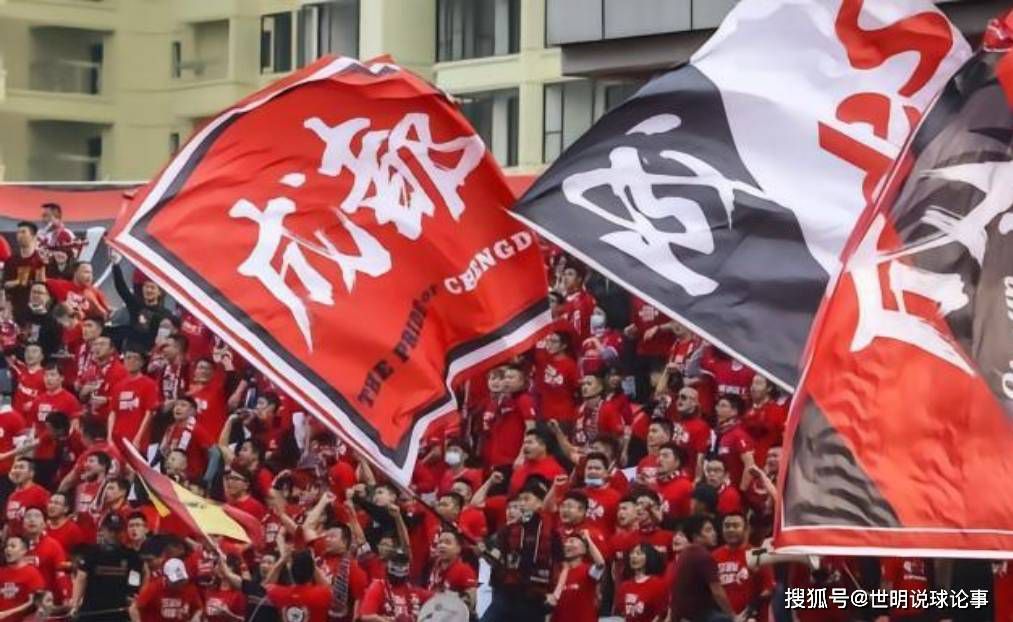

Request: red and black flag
left=512, top=0, right=969, bottom=389
left=109, top=57, right=550, bottom=484
left=776, top=10, right=1013, bottom=557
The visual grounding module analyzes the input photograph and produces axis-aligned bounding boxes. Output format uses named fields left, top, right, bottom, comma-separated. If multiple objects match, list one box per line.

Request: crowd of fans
left=0, top=202, right=1002, bottom=622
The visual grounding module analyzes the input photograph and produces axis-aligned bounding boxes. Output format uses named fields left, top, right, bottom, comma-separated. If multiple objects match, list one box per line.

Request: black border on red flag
left=110, top=56, right=551, bottom=484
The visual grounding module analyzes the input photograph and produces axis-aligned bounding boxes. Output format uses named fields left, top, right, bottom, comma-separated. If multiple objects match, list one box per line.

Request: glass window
left=261, top=12, right=293, bottom=74
left=437, top=0, right=519, bottom=62
left=543, top=80, right=594, bottom=163
left=297, top=1, right=359, bottom=68
left=171, top=41, right=182, bottom=79
left=458, top=89, right=519, bottom=167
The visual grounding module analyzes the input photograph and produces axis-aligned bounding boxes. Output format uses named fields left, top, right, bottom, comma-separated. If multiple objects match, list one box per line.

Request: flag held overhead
left=109, top=56, right=550, bottom=484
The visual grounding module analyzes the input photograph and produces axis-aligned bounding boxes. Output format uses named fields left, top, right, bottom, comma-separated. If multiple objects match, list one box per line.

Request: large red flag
left=776, top=11, right=1013, bottom=557
left=109, top=56, right=550, bottom=484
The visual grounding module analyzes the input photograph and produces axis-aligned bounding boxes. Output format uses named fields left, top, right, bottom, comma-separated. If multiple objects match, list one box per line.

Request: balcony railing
left=28, top=59, right=102, bottom=94
left=172, top=58, right=227, bottom=82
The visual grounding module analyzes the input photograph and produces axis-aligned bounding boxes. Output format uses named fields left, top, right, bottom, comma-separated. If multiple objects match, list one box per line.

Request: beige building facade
left=0, top=0, right=589, bottom=181
left=0, top=0, right=1000, bottom=182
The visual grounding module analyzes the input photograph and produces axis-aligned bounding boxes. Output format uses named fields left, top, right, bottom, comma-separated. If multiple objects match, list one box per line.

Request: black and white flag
left=513, top=0, right=970, bottom=388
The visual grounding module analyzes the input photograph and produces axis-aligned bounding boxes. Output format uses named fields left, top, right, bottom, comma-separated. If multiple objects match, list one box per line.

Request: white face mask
left=590, top=313, right=606, bottom=333
left=156, top=327, right=172, bottom=342
left=584, top=477, right=605, bottom=488
left=444, top=450, right=462, bottom=467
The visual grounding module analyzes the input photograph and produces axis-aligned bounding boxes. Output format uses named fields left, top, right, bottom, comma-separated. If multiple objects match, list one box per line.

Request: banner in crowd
left=108, top=56, right=551, bottom=484
left=512, top=0, right=970, bottom=388
left=776, top=12, right=1013, bottom=556
left=0, top=182, right=141, bottom=304
left=122, top=441, right=264, bottom=547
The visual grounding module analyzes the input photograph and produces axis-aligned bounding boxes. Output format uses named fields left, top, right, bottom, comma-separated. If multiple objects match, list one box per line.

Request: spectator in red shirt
left=0, top=535, right=45, bottom=622
left=712, top=512, right=771, bottom=617
left=702, top=459, right=745, bottom=517
left=130, top=557, right=203, bottom=622
left=669, top=514, right=737, bottom=622
left=10, top=343, right=45, bottom=417
left=38, top=203, right=76, bottom=261
left=653, top=443, right=693, bottom=521
left=547, top=530, right=606, bottom=622
left=533, top=331, right=580, bottom=425
left=108, top=344, right=159, bottom=447
left=80, top=333, right=127, bottom=420
left=579, top=310, right=623, bottom=375
left=670, top=387, right=712, bottom=479
left=615, top=543, right=668, bottom=622
left=481, top=365, right=536, bottom=469
left=304, top=521, right=368, bottom=622
left=46, top=262, right=110, bottom=321
left=579, top=452, right=622, bottom=535
left=222, top=467, right=267, bottom=522
left=5, top=458, right=50, bottom=534
left=742, top=375, right=788, bottom=466
left=437, top=438, right=482, bottom=495
left=359, top=550, right=432, bottom=622
left=21, top=506, right=66, bottom=594
left=155, top=333, right=190, bottom=404
left=427, top=530, right=477, bottom=611
left=509, top=430, right=566, bottom=496
left=44, top=493, right=84, bottom=556
left=714, top=394, right=757, bottom=490
left=158, top=398, right=212, bottom=483
left=636, top=418, right=674, bottom=486
left=572, top=372, right=625, bottom=447
left=555, top=262, right=598, bottom=343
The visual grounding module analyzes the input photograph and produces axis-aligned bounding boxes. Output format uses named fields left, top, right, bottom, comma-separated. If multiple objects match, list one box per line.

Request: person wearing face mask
left=359, top=550, right=432, bottom=622
left=579, top=308, right=623, bottom=376
left=109, top=250, right=171, bottom=351
left=578, top=452, right=621, bottom=535
left=437, top=438, right=481, bottom=495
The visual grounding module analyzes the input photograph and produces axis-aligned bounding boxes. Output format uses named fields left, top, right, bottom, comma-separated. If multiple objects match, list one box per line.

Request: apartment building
left=0, top=0, right=1004, bottom=182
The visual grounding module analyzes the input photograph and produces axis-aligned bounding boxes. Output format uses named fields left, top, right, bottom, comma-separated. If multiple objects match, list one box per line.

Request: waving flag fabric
left=121, top=441, right=264, bottom=548
left=776, top=11, right=1013, bottom=557
left=512, top=0, right=970, bottom=389
left=109, top=56, right=550, bottom=484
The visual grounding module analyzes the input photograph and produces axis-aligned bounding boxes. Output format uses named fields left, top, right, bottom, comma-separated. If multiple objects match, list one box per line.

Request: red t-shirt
left=558, top=289, right=597, bottom=342
left=10, top=362, right=44, bottom=417
left=110, top=373, right=159, bottom=444
left=668, top=336, right=701, bottom=372
left=0, top=563, right=44, bottom=621
left=24, top=534, right=67, bottom=592
left=161, top=417, right=212, bottom=481
left=551, top=562, right=602, bottom=622
left=0, top=409, right=28, bottom=473
left=655, top=472, right=694, bottom=520
left=509, top=456, right=566, bottom=496
left=700, top=349, right=755, bottom=398
left=579, top=329, right=623, bottom=376
left=265, top=584, right=331, bottom=622
left=712, top=544, right=767, bottom=614
left=227, top=495, right=267, bottom=522
left=582, top=484, right=621, bottom=535
left=33, top=388, right=83, bottom=461
left=188, top=370, right=228, bottom=439
left=313, top=551, right=368, bottom=621
left=616, top=575, right=669, bottom=622
left=716, top=483, right=745, bottom=516
left=91, top=359, right=128, bottom=420
left=135, top=577, right=204, bottom=622
left=203, top=588, right=246, bottom=622
left=428, top=559, right=477, bottom=593
left=359, top=580, right=432, bottom=620
left=482, top=392, right=536, bottom=467
left=179, top=311, right=214, bottom=361
left=742, top=399, right=788, bottom=465
left=46, top=519, right=86, bottom=556
left=45, top=279, right=110, bottom=320
left=630, top=297, right=675, bottom=357
left=572, top=398, right=625, bottom=446
left=6, top=483, right=50, bottom=529
left=636, top=454, right=660, bottom=486
left=670, top=417, right=712, bottom=479
left=717, top=423, right=755, bottom=488
left=533, top=351, right=580, bottom=423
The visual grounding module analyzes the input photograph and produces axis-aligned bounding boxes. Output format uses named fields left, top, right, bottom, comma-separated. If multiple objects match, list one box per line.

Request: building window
left=458, top=89, right=518, bottom=167
left=297, top=1, right=359, bottom=67
left=170, top=41, right=182, bottom=78
left=261, top=12, right=293, bottom=73
left=437, top=0, right=519, bottom=62
left=86, top=136, right=102, bottom=181
left=169, top=132, right=181, bottom=155
left=543, top=80, right=594, bottom=163
left=543, top=79, right=644, bottom=162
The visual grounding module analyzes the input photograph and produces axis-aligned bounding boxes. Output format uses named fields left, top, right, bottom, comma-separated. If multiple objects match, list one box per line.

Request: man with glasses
left=672, top=387, right=712, bottom=479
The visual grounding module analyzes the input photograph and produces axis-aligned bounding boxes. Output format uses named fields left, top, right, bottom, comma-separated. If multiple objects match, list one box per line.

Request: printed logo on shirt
left=0, top=582, right=18, bottom=599
left=160, top=597, right=189, bottom=620
left=283, top=606, right=308, bottom=622
left=118, top=391, right=140, bottom=411
left=543, top=365, right=564, bottom=387
left=624, top=594, right=646, bottom=616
